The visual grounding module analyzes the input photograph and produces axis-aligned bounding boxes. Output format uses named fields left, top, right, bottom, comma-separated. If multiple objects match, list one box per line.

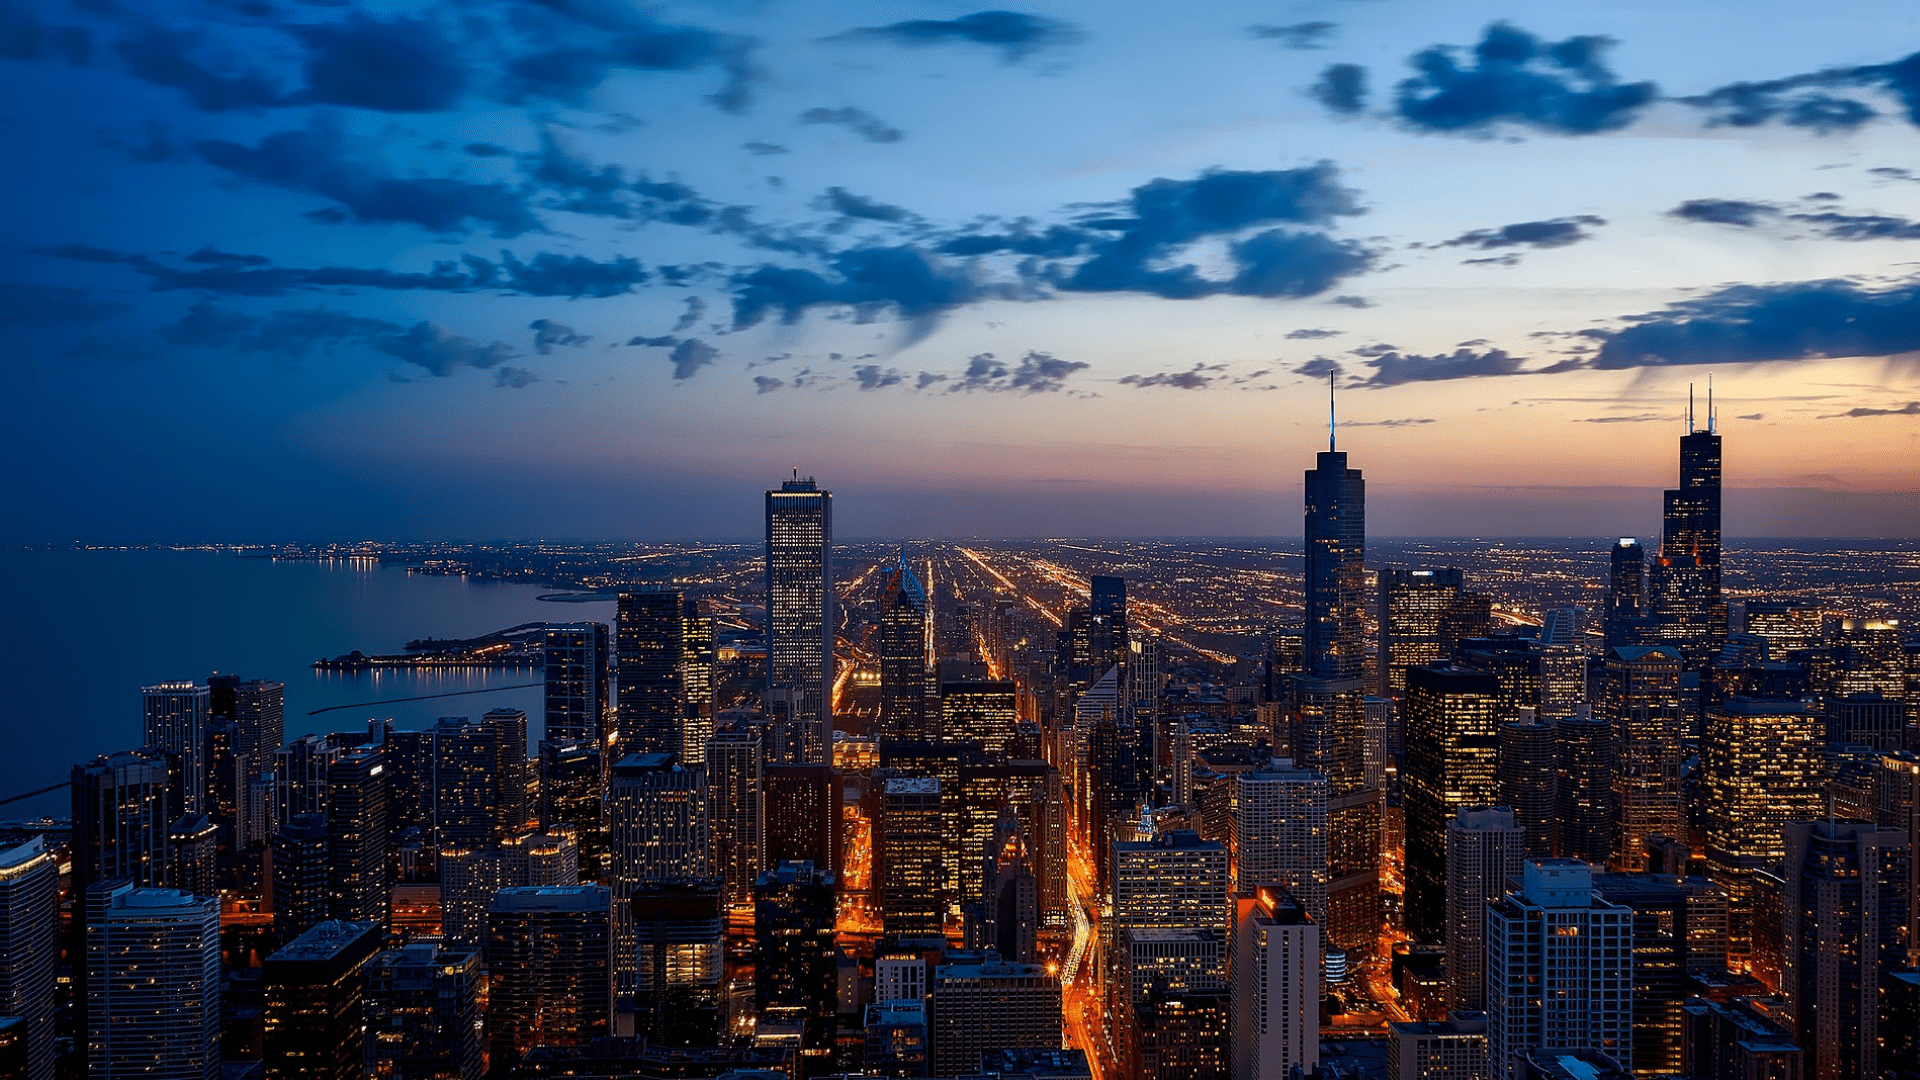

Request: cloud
left=1789, top=211, right=1920, bottom=241
left=159, top=303, right=401, bottom=358
left=493, top=2, right=756, bottom=113
left=1670, top=199, right=1777, bottom=227
left=799, top=106, right=904, bottom=143
left=670, top=296, right=707, bottom=333
left=1287, top=328, right=1342, bottom=340
left=1119, top=364, right=1223, bottom=389
left=1361, top=348, right=1528, bottom=386
left=743, top=140, right=788, bottom=155
left=1346, top=417, right=1436, bottom=427
left=916, top=372, right=948, bottom=390
left=0, top=1, right=91, bottom=65
left=113, top=25, right=283, bottom=112
left=669, top=338, right=718, bottom=379
left=852, top=364, right=905, bottom=390
left=373, top=321, right=514, bottom=375
left=1329, top=295, right=1372, bottom=308
left=291, top=13, right=467, bottom=112
left=829, top=11, right=1077, bottom=61
left=1291, top=357, right=1344, bottom=379
left=1389, top=23, right=1655, bottom=134
left=731, top=245, right=1001, bottom=334
left=1591, top=277, right=1920, bottom=369
left=194, top=118, right=540, bottom=236
left=1250, top=22, right=1336, bottom=50
left=0, top=282, right=126, bottom=328
left=938, top=224, right=1091, bottom=258
left=1578, top=414, right=1665, bottom=423
left=495, top=366, right=539, bottom=389
left=753, top=375, right=785, bottom=393
left=1311, top=63, right=1367, bottom=115
left=1439, top=215, right=1605, bottom=250
left=1737, top=412, right=1765, bottom=420
left=949, top=351, right=1088, bottom=393
left=530, top=318, right=589, bottom=354
left=821, top=187, right=914, bottom=223
left=1826, top=401, right=1920, bottom=417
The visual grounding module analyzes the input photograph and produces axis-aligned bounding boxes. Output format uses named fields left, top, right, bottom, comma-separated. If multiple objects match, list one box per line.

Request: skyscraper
left=1484, top=860, right=1634, bottom=1079
left=1445, top=807, right=1524, bottom=1013
left=544, top=622, right=609, bottom=744
left=879, top=553, right=931, bottom=742
left=1233, top=764, right=1331, bottom=923
left=1089, top=574, right=1128, bottom=681
left=0, top=839, right=57, bottom=1080
left=538, top=739, right=606, bottom=876
left=1497, top=713, right=1556, bottom=857
left=630, top=879, right=724, bottom=1046
left=1645, top=397, right=1725, bottom=670
left=1403, top=665, right=1502, bottom=943
left=1231, top=886, right=1320, bottom=1080
left=608, top=752, right=710, bottom=997
left=1379, top=569, right=1488, bottom=697
left=1605, top=539, right=1645, bottom=651
left=1878, top=750, right=1920, bottom=968
left=1781, top=820, right=1911, bottom=1080
left=940, top=680, right=1019, bottom=759
left=764, top=764, right=840, bottom=877
left=766, top=475, right=833, bottom=764
left=325, top=744, right=390, bottom=926
left=979, top=809, right=1039, bottom=964
left=1303, top=438, right=1366, bottom=683
left=1604, top=646, right=1686, bottom=872
left=484, top=885, right=612, bottom=1070
left=1700, top=698, right=1822, bottom=960
left=1589, top=873, right=1731, bottom=1078
left=430, top=717, right=518, bottom=850
left=1554, top=709, right=1617, bottom=866
left=71, top=748, right=176, bottom=897
left=616, top=587, right=687, bottom=758
left=680, top=598, right=716, bottom=765
left=754, top=862, right=838, bottom=1056
left=85, top=882, right=222, bottom=1080
left=927, top=960, right=1063, bottom=1078
left=271, top=814, right=332, bottom=945
left=262, top=920, right=382, bottom=1080
left=879, top=776, right=946, bottom=935
left=143, top=681, right=210, bottom=815
left=706, top=725, right=764, bottom=907
left=363, top=942, right=482, bottom=1080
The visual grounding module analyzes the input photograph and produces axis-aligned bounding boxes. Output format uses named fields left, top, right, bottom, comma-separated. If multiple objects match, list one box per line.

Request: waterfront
left=0, top=548, right=613, bottom=818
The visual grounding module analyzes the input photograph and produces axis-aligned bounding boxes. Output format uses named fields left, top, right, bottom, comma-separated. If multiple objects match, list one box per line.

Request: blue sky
left=5, top=0, right=1920, bottom=539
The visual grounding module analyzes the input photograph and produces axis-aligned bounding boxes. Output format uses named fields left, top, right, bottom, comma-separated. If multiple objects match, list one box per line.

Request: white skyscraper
left=1485, top=859, right=1634, bottom=1079
left=1232, top=886, right=1320, bottom=1080
left=1233, top=763, right=1331, bottom=925
left=85, top=883, right=221, bottom=1080
left=0, top=839, right=58, bottom=1080
left=1445, top=806, right=1524, bottom=1013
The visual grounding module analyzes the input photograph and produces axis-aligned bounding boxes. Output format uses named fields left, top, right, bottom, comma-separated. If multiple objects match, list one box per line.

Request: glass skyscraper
left=766, top=476, right=833, bottom=764
left=1647, top=405, right=1724, bottom=669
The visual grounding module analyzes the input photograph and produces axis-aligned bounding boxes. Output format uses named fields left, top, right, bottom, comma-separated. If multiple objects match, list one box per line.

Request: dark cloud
left=133, top=249, right=642, bottom=299
left=1311, top=63, right=1367, bottom=115
left=821, top=187, right=914, bottom=223
left=1871, top=167, right=1917, bottom=182
left=1670, top=199, right=1777, bottom=227
left=494, top=367, right=539, bottom=388
left=493, top=2, right=756, bottom=113
left=1827, top=401, right=1920, bottom=417
left=1789, top=211, right=1920, bottom=241
left=113, top=26, right=283, bottom=112
left=1592, top=277, right=1920, bottom=369
left=1683, top=77, right=1879, bottom=134
left=949, top=351, right=1088, bottom=393
left=1390, top=23, right=1655, bottom=134
left=1362, top=348, right=1527, bottom=386
left=0, top=282, right=127, bottom=328
left=669, top=338, right=718, bottom=379
left=670, top=296, right=707, bottom=333
left=1119, top=364, right=1223, bottom=389
left=1290, top=357, right=1344, bottom=379
left=1250, top=22, right=1335, bottom=50
left=194, top=119, right=541, bottom=236
left=291, top=13, right=466, bottom=112
left=1578, top=414, right=1665, bottom=423
left=1439, top=215, right=1605, bottom=250
left=731, top=246, right=1000, bottom=333
left=829, top=11, right=1077, bottom=61
left=495, top=251, right=648, bottom=297
left=1737, top=412, right=1765, bottom=420
left=798, top=106, right=904, bottom=143
left=1329, top=295, right=1372, bottom=308
left=628, top=335, right=678, bottom=348
left=185, top=247, right=271, bottom=267
left=530, top=318, right=589, bottom=354
left=852, top=364, right=904, bottom=390
left=1286, top=328, right=1342, bottom=339
left=373, top=322, right=514, bottom=376
left=158, top=303, right=401, bottom=359
left=938, top=224, right=1091, bottom=258
left=743, top=141, right=788, bottom=155
left=466, top=142, right=512, bottom=157
left=753, top=375, right=785, bottom=394
left=916, top=372, right=948, bottom=390
left=1346, top=417, right=1436, bottom=427
left=0, top=0, right=92, bottom=65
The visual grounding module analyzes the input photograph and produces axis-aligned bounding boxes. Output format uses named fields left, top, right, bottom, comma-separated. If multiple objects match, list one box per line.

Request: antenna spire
left=1708, top=373, right=1716, bottom=434
left=1687, top=383, right=1695, bottom=435
left=1328, top=370, right=1337, bottom=452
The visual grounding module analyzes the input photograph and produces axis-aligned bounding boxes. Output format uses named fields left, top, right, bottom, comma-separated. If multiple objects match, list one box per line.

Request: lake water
left=0, top=548, right=615, bottom=818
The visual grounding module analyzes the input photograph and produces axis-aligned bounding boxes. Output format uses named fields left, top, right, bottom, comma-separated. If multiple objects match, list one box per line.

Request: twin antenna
left=1329, top=370, right=1337, bottom=452
left=1686, top=374, right=1717, bottom=435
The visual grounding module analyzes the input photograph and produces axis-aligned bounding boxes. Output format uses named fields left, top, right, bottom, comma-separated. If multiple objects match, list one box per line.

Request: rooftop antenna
left=1687, top=383, right=1695, bottom=435
left=1708, top=373, right=1716, bottom=434
left=1328, top=370, right=1337, bottom=453
left=792, top=466, right=799, bottom=482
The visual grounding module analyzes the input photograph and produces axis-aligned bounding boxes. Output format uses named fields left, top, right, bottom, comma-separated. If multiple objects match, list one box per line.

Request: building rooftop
left=268, top=920, right=378, bottom=963
left=884, top=776, right=940, bottom=795
left=489, top=884, right=611, bottom=912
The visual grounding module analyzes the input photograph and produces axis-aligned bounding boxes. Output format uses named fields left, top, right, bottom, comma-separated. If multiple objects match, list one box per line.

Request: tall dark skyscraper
left=766, top=475, right=833, bottom=764
left=878, top=552, right=931, bottom=742
left=754, top=861, right=838, bottom=1056
left=1303, top=444, right=1366, bottom=683
left=616, top=588, right=686, bottom=759
left=72, top=748, right=177, bottom=897
left=543, top=622, right=609, bottom=744
left=143, top=681, right=210, bottom=815
left=1647, top=391, right=1725, bottom=669
left=1781, top=821, right=1911, bottom=1080
left=1089, top=574, right=1128, bottom=679
left=1604, top=539, right=1645, bottom=650
left=1554, top=709, right=1618, bottom=865
left=1402, top=665, right=1501, bottom=943
left=262, top=920, right=382, bottom=1080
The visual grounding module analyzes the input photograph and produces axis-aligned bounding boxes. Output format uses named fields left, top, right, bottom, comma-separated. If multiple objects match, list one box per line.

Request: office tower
left=755, top=862, right=838, bottom=1055
left=1363, top=696, right=1393, bottom=791
left=276, top=735, right=340, bottom=826
left=384, top=729, right=433, bottom=840
left=1744, top=601, right=1824, bottom=656
left=879, top=776, right=946, bottom=935
left=608, top=753, right=710, bottom=882
left=630, top=879, right=724, bottom=1046
left=1541, top=607, right=1584, bottom=647
left=1678, top=999, right=1802, bottom=1080
left=1304, top=435, right=1366, bottom=681
left=927, top=960, right=1063, bottom=1078
left=73, top=749, right=177, bottom=896
left=168, top=814, right=217, bottom=898
left=84, top=882, right=221, bottom=1080
left=484, top=886, right=612, bottom=1070
left=1090, top=574, right=1128, bottom=678
left=1781, top=821, right=1911, bottom=1080
left=262, top=920, right=381, bottom=1080
left=880, top=554, right=932, bottom=742
left=864, top=999, right=929, bottom=1076
left=1497, top=714, right=1556, bottom=857
left=1589, top=873, right=1730, bottom=1078
left=616, top=587, right=687, bottom=758
left=208, top=675, right=285, bottom=783
left=1554, top=709, right=1617, bottom=865
left=143, top=681, right=209, bottom=815
left=1445, top=808, right=1524, bottom=1013
left=681, top=598, right=715, bottom=765
left=1887, top=972, right=1920, bottom=1080
left=324, top=745, right=390, bottom=925
left=1831, top=617, right=1906, bottom=698
left=0, top=840, right=56, bottom=1080
left=1645, top=404, right=1725, bottom=670
left=272, top=814, right=332, bottom=945
left=766, top=475, right=834, bottom=764
left=363, top=942, right=482, bottom=1080
left=707, top=726, right=764, bottom=907
left=481, top=707, right=531, bottom=833
left=1380, top=568, right=1478, bottom=696
left=1135, top=983, right=1230, bottom=1080
left=1112, top=829, right=1233, bottom=940
left=1232, top=886, right=1320, bottom=1080
left=431, top=717, right=513, bottom=849
left=1233, top=765, right=1331, bottom=922
left=1404, top=665, right=1502, bottom=943
left=764, top=763, right=840, bottom=874
left=1605, top=539, right=1645, bottom=650
left=942, top=680, right=1019, bottom=759
left=1700, top=698, right=1822, bottom=958
left=538, top=739, right=606, bottom=875
left=1826, top=693, right=1905, bottom=750
left=438, top=829, right=579, bottom=948
left=1879, top=750, right=1920, bottom=967
left=1519, top=1049, right=1632, bottom=1080
left=544, top=622, right=610, bottom=744
left=1484, top=860, right=1633, bottom=1079
left=1604, top=646, right=1686, bottom=872
left=1538, top=645, right=1586, bottom=721
left=979, top=810, right=1039, bottom=963
left=1387, top=1013, right=1490, bottom=1080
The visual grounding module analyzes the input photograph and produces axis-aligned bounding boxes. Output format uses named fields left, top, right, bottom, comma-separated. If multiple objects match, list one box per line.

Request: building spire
left=1687, top=383, right=1695, bottom=435
left=1708, top=373, right=1715, bottom=434
left=1329, top=370, right=1337, bottom=452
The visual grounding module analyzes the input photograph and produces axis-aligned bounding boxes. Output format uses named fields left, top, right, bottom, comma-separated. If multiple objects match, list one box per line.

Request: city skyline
left=5, top=1, right=1920, bottom=540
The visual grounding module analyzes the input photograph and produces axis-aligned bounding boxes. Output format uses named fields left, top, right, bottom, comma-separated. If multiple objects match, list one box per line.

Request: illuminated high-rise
left=1379, top=568, right=1486, bottom=697
left=143, top=681, right=210, bottom=815
left=1233, top=765, right=1330, bottom=923
left=484, top=885, right=612, bottom=1070
left=1878, top=750, right=1920, bottom=967
left=0, top=839, right=57, bottom=1080
left=1605, top=539, right=1645, bottom=650
left=543, top=622, right=609, bottom=744
left=1403, top=665, right=1502, bottom=943
left=1090, top=574, right=1129, bottom=681
left=878, top=776, right=946, bottom=936
left=607, top=753, right=710, bottom=997
left=1781, top=821, right=1911, bottom=1080
left=262, top=920, right=381, bottom=1080
left=941, top=679, right=1019, bottom=758
left=1497, top=713, right=1556, bottom=857
left=1484, top=860, right=1634, bottom=1079
left=84, top=882, right=222, bottom=1080
left=363, top=942, right=482, bottom=1080
left=706, top=725, right=764, bottom=907
left=1444, top=806, right=1524, bottom=1013
left=1645, top=399, right=1725, bottom=670
left=616, top=587, right=687, bottom=758
left=538, top=739, right=605, bottom=875
left=1554, top=709, right=1617, bottom=866
left=680, top=598, right=715, bottom=765
left=631, top=879, right=723, bottom=1046
left=1700, top=698, right=1822, bottom=960
left=879, top=553, right=931, bottom=742
left=1231, top=886, right=1320, bottom=1080
left=766, top=475, right=833, bottom=764
left=71, top=748, right=176, bottom=897
left=1604, top=646, right=1686, bottom=872
left=754, top=862, right=838, bottom=1056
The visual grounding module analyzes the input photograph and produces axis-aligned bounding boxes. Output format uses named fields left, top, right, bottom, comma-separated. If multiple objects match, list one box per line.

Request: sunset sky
left=5, top=0, right=1920, bottom=539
